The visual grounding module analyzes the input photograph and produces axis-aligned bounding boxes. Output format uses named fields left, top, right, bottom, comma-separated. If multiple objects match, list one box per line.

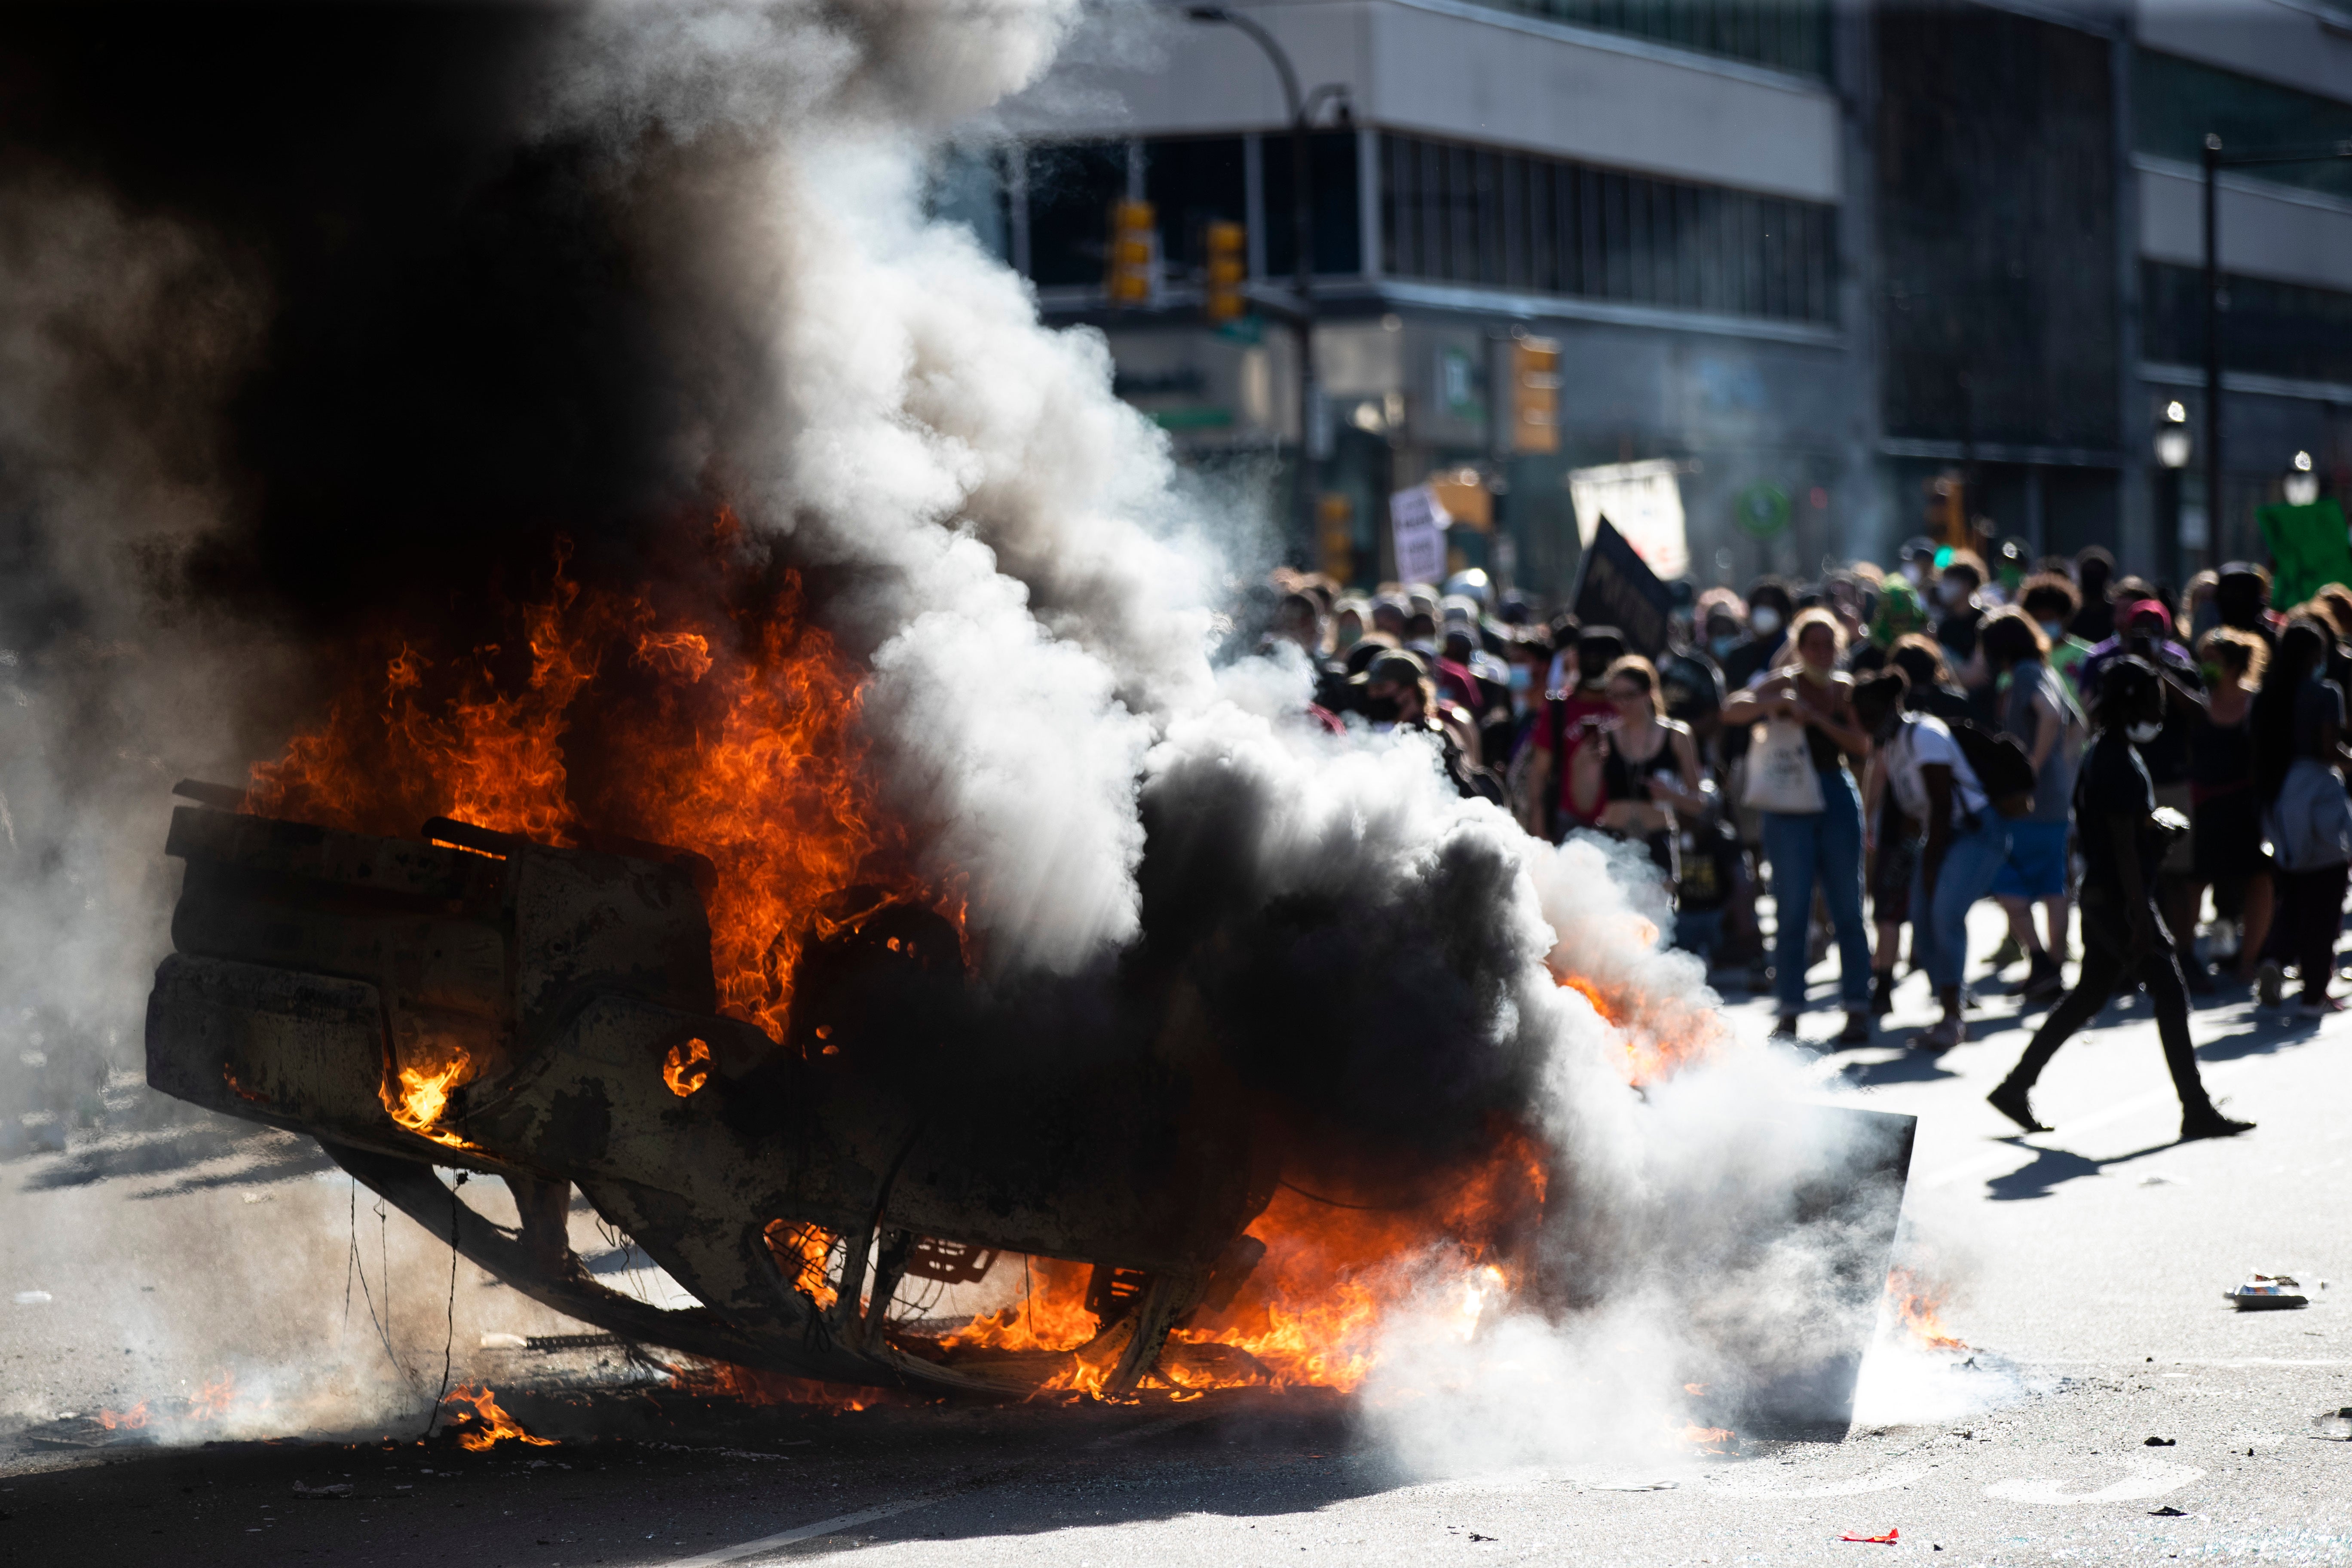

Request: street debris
left=1839, top=1526, right=1899, bottom=1544
left=12, top=1291, right=51, bottom=1305
left=2144, top=1436, right=2176, bottom=1446
left=2149, top=1506, right=2188, bottom=1517
left=292, top=1482, right=354, bottom=1499
left=2224, top=1274, right=2308, bottom=1310
left=2310, top=1408, right=2352, bottom=1441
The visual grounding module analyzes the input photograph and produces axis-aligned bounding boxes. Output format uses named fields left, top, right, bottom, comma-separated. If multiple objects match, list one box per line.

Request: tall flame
left=249, top=518, right=912, bottom=1145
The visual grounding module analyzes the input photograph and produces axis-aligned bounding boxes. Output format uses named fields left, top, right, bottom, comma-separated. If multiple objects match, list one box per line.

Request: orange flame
left=187, top=1372, right=237, bottom=1422
left=662, top=1037, right=712, bottom=1098
left=1165, top=1128, right=1548, bottom=1394
left=763, top=1221, right=842, bottom=1313
left=1680, top=1422, right=1735, bottom=1454
left=1553, top=965, right=1724, bottom=1087
left=1885, top=1266, right=1967, bottom=1351
left=673, top=1360, right=874, bottom=1412
left=441, top=1384, right=558, bottom=1452
left=248, top=520, right=915, bottom=1143
left=97, top=1401, right=150, bottom=1431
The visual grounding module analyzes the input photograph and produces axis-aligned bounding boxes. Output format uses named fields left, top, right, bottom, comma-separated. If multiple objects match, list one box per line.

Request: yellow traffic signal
left=1106, top=199, right=1156, bottom=305
left=1203, top=219, right=1246, bottom=323
left=1317, top=491, right=1354, bottom=583
left=1507, top=334, right=1559, bottom=454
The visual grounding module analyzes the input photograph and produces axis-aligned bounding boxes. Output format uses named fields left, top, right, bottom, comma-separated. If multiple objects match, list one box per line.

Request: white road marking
left=658, top=1496, right=941, bottom=1566
left=1982, top=1461, right=2202, bottom=1504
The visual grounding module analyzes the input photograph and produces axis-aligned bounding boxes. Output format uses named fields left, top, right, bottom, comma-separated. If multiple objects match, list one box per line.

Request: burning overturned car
left=141, top=565, right=1916, bottom=1428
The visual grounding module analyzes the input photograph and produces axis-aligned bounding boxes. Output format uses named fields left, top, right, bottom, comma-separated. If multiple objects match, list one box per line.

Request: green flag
left=2258, top=498, right=2352, bottom=609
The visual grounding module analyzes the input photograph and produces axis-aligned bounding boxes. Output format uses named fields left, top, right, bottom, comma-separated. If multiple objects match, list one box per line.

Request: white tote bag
left=1741, top=718, right=1825, bottom=815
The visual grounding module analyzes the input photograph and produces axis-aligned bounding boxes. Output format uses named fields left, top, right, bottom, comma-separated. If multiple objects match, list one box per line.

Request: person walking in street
left=1852, top=669, right=2010, bottom=1049
left=1986, top=657, right=2253, bottom=1141
left=1724, top=609, right=1875, bottom=1044
left=1983, top=609, right=2080, bottom=1004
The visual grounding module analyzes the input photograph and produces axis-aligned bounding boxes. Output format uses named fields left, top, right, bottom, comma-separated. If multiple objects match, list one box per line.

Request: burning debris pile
left=8, top=0, right=1916, bottom=1458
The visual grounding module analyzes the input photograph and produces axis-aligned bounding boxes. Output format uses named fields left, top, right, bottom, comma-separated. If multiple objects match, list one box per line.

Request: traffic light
left=1106, top=199, right=1156, bottom=306
left=1317, top=492, right=1354, bottom=583
left=1505, top=334, right=1560, bottom=454
left=1202, top=219, right=1246, bottom=323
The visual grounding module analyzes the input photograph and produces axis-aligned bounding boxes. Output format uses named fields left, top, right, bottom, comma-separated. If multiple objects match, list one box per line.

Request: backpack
left=1949, top=720, right=2037, bottom=818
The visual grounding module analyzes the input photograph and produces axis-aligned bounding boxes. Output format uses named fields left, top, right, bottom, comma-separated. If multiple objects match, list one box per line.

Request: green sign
left=1734, top=481, right=1791, bottom=539
left=2258, top=498, right=2352, bottom=608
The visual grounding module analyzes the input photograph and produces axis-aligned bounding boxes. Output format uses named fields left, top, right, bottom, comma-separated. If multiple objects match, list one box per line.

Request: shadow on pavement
left=2194, top=1014, right=2324, bottom=1063
left=1984, top=1137, right=2177, bottom=1201
left=15, top=1123, right=331, bottom=1196
left=1837, top=1050, right=1961, bottom=1088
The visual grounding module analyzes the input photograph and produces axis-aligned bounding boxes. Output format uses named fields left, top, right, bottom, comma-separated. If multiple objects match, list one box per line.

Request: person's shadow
left=1984, top=1136, right=2178, bottom=1201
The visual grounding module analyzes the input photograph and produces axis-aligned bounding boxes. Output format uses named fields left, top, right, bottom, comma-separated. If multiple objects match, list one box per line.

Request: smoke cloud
left=0, top=0, right=1947, bottom=1464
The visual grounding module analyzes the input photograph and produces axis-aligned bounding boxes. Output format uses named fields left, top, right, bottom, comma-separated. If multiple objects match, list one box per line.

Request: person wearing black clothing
left=1987, top=658, right=2252, bottom=1142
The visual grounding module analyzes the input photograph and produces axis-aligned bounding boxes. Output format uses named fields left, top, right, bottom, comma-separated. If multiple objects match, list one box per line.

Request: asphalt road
left=6, top=903, right=2351, bottom=1565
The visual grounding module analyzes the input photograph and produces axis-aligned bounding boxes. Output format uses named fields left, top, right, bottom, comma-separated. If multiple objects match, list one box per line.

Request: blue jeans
left=1910, top=814, right=2012, bottom=990
left=1761, top=769, right=1872, bottom=1014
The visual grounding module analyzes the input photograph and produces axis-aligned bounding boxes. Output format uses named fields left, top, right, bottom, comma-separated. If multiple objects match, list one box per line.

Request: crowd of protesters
left=1265, top=540, right=2352, bottom=1139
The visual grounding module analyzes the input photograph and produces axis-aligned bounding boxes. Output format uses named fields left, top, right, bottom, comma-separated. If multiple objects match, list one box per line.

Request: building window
left=1259, top=131, right=1364, bottom=278
left=2135, top=49, right=2352, bottom=202
left=1378, top=131, right=1837, bottom=324
left=2143, top=261, right=2352, bottom=386
left=1142, top=135, right=1246, bottom=279
left=1467, top=0, right=1830, bottom=80
left=1024, top=141, right=1129, bottom=288
left=1014, top=135, right=1360, bottom=291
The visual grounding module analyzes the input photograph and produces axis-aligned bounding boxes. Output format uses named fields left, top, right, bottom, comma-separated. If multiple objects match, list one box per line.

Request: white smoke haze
left=0, top=0, right=1965, bottom=1464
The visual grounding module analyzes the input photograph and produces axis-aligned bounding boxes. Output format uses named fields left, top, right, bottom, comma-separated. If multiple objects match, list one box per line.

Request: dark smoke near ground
left=0, top=0, right=1943, bottom=1473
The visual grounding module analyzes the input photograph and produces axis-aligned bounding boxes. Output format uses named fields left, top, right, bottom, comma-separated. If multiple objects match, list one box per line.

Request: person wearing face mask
left=1720, top=579, right=1794, bottom=691
left=1518, top=627, right=1627, bottom=841
left=1931, top=549, right=1989, bottom=672
left=1351, top=649, right=1503, bottom=804
left=1852, top=664, right=2009, bottom=1051
left=2016, top=573, right=2093, bottom=707
left=2081, top=599, right=2208, bottom=974
left=1987, top=658, right=2253, bottom=1141
left=1897, top=537, right=1939, bottom=592
left=1723, top=608, right=1876, bottom=1044
left=1567, top=655, right=1711, bottom=884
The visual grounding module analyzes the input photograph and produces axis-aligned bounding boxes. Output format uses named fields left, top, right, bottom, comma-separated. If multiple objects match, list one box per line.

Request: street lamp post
left=2155, top=399, right=2192, bottom=584
left=2198, top=134, right=2352, bottom=560
left=1184, top=5, right=1346, bottom=545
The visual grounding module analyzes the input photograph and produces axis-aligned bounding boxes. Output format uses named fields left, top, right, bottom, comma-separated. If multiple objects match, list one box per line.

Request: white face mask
left=1902, top=560, right=1927, bottom=587
left=1749, top=606, right=1783, bottom=638
left=1937, top=578, right=1968, bottom=607
left=2126, top=720, right=2163, bottom=744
